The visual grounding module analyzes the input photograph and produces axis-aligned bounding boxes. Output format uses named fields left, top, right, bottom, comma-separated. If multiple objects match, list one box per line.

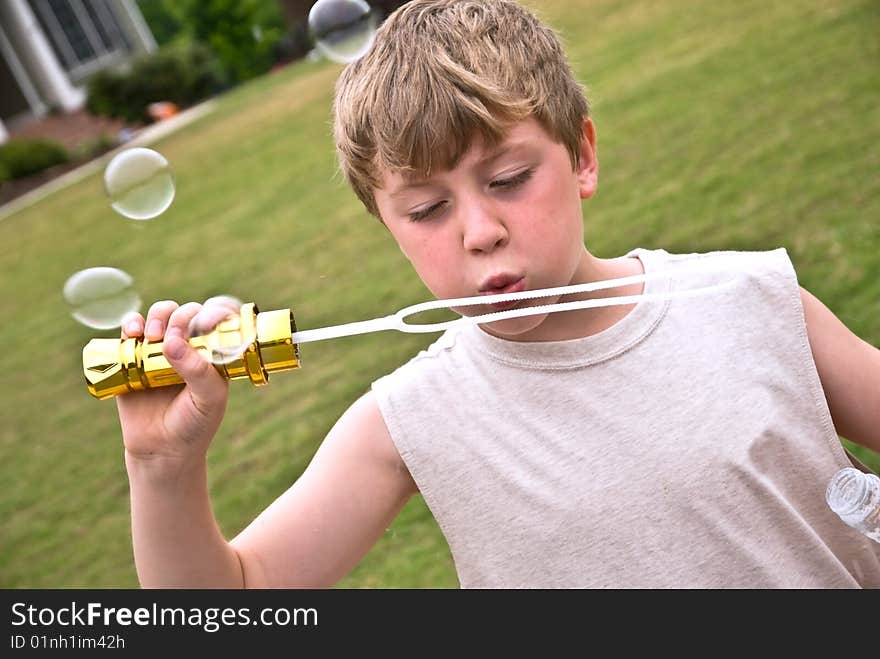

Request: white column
left=0, top=119, right=8, bottom=145
left=0, top=20, right=48, bottom=117
left=1, top=0, right=85, bottom=112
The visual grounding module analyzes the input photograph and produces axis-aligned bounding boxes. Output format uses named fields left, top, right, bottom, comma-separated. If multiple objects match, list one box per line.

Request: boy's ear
left=577, top=118, right=598, bottom=200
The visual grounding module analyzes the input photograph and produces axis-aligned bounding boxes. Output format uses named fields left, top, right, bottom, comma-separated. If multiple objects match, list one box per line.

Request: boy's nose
left=460, top=202, right=509, bottom=254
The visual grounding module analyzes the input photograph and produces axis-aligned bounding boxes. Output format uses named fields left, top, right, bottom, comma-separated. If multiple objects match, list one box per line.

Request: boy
left=117, top=0, right=880, bottom=588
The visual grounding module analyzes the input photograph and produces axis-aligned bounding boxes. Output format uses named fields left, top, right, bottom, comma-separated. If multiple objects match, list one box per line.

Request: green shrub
left=166, top=0, right=285, bottom=83
left=0, top=139, right=69, bottom=181
left=71, top=134, right=118, bottom=162
left=86, top=41, right=227, bottom=122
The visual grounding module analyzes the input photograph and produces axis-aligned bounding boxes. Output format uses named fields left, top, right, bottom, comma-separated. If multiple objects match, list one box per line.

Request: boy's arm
left=229, top=390, right=418, bottom=588
left=801, top=287, right=880, bottom=453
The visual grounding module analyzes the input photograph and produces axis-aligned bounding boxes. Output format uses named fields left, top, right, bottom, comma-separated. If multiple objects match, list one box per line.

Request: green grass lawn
left=1, top=0, right=877, bottom=588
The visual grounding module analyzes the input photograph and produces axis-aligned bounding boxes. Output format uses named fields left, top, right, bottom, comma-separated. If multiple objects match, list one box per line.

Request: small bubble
left=186, top=296, right=257, bottom=365
left=309, top=0, right=378, bottom=64
left=104, top=147, right=175, bottom=220
left=63, top=267, right=141, bottom=329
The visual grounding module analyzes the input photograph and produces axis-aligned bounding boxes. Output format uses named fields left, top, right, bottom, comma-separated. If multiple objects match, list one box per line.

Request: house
left=0, top=0, right=156, bottom=144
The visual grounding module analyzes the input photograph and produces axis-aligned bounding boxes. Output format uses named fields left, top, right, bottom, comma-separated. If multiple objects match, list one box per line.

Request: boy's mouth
left=478, top=276, right=526, bottom=310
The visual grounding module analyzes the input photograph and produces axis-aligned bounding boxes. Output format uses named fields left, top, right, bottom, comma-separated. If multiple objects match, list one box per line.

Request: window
left=28, top=0, right=132, bottom=81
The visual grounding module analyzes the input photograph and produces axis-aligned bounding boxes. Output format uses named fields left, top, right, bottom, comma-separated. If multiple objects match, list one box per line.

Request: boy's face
left=374, top=117, right=598, bottom=339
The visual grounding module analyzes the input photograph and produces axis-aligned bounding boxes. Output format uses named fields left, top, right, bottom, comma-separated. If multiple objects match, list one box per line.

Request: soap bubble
left=309, top=0, right=378, bottom=64
left=186, top=296, right=257, bottom=365
left=63, top=267, right=142, bottom=329
left=104, top=147, right=175, bottom=220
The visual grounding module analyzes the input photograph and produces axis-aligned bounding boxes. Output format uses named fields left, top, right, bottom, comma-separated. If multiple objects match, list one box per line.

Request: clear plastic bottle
left=825, top=467, right=880, bottom=544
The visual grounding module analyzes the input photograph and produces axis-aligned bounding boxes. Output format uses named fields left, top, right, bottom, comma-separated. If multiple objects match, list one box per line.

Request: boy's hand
left=116, top=301, right=229, bottom=469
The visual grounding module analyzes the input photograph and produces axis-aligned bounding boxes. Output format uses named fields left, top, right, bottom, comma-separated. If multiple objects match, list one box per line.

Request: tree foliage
left=152, top=0, right=286, bottom=83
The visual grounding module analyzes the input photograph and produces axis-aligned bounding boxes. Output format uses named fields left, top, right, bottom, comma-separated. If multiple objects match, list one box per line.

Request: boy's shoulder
left=633, top=245, right=798, bottom=291
left=635, top=245, right=793, bottom=271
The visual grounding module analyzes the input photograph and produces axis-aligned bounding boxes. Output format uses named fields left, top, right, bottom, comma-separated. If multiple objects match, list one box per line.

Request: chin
left=479, top=312, right=549, bottom=338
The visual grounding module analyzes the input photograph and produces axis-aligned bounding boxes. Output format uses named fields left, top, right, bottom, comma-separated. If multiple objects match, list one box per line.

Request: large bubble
left=186, top=296, right=257, bottom=365
left=309, top=0, right=378, bottom=64
left=63, top=267, right=142, bottom=329
left=104, top=147, right=175, bottom=220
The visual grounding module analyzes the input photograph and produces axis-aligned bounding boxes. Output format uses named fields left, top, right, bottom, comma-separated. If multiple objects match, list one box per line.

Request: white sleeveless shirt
left=371, top=248, right=880, bottom=588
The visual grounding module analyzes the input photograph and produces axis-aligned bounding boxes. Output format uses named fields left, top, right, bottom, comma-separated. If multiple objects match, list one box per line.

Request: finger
left=203, top=295, right=241, bottom=309
left=165, top=301, right=203, bottom=341
left=144, top=300, right=179, bottom=342
left=120, top=312, right=144, bottom=339
left=163, top=303, right=227, bottom=406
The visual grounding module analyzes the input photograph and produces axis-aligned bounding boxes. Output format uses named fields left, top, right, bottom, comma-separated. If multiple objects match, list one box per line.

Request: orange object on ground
left=147, top=102, right=179, bottom=122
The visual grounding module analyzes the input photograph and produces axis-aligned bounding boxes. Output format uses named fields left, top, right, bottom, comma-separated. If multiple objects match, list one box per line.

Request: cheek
left=403, top=233, right=462, bottom=292
left=518, top=197, right=581, bottom=249
left=513, top=185, right=583, bottom=267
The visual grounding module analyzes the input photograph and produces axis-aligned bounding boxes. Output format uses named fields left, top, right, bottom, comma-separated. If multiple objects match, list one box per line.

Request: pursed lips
left=477, top=276, right=526, bottom=310
left=478, top=274, right=524, bottom=293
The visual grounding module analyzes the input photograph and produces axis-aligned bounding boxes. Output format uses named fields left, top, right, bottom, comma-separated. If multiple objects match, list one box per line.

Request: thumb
left=163, top=330, right=227, bottom=407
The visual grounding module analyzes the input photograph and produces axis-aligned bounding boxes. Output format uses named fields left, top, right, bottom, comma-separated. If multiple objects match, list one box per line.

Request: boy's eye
left=490, top=168, right=534, bottom=190
left=408, top=200, right=446, bottom=222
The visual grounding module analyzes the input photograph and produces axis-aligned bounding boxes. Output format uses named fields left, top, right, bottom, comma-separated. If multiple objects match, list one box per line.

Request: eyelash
left=490, top=168, right=534, bottom=190
left=407, top=168, right=535, bottom=223
left=409, top=201, right=445, bottom=223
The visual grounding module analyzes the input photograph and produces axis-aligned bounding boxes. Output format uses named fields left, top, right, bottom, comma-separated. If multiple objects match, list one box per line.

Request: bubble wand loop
left=82, top=265, right=743, bottom=399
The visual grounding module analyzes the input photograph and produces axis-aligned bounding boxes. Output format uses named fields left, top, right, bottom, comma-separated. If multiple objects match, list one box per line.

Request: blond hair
left=333, top=0, right=590, bottom=218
